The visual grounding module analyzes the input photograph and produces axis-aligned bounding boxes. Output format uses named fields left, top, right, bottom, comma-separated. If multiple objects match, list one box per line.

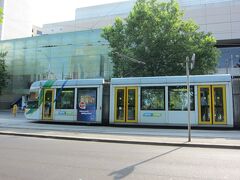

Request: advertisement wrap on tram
left=77, top=88, right=97, bottom=122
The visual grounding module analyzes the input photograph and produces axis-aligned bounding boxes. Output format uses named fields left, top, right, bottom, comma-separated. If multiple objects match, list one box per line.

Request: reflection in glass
left=0, top=30, right=112, bottom=107
left=168, top=86, right=194, bottom=111
left=141, top=87, right=165, bottom=110
left=200, top=88, right=210, bottom=122
left=213, top=87, right=224, bottom=122
left=128, top=89, right=136, bottom=120
left=56, top=88, right=75, bottom=109
left=44, top=90, right=53, bottom=118
left=116, top=89, right=125, bottom=120
left=27, top=90, right=39, bottom=109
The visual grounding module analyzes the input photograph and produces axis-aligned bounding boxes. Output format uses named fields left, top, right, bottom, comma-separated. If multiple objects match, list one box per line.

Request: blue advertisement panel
left=77, top=88, right=97, bottom=122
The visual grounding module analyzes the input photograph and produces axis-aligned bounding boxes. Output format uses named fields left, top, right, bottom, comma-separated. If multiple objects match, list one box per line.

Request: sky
left=29, top=0, right=129, bottom=26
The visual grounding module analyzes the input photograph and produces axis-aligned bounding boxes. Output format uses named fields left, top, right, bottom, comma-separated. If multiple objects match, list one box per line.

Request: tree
left=0, top=7, right=8, bottom=95
left=102, top=0, right=220, bottom=77
left=0, top=52, right=8, bottom=95
left=0, top=6, right=3, bottom=24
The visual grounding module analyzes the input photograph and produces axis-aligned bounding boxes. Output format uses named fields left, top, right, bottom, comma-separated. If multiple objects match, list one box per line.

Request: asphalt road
left=0, top=135, right=239, bottom=180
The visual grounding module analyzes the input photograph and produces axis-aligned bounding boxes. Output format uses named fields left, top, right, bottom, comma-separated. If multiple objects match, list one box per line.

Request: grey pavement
left=1, top=111, right=240, bottom=149
left=1, top=135, right=240, bottom=180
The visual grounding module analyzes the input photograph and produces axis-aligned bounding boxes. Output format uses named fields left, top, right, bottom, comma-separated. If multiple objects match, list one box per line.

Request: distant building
left=32, top=25, right=42, bottom=37
left=41, top=0, right=240, bottom=42
left=42, top=1, right=135, bottom=34
left=41, top=0, right=240, bottom=75
left=0, top=30, right=111, bottom=108
left=0, top=0, right=32, bottom=40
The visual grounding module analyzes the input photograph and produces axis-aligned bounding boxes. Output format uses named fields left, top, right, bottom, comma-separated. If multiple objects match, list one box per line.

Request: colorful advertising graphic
left=77, top=88, right=97, bottom=122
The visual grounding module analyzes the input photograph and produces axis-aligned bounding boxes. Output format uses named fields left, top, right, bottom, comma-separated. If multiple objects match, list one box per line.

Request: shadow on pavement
left=109, top=145, right=184, bottom=180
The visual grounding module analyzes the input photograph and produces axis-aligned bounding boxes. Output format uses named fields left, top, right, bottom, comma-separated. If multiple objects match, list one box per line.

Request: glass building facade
left=0, top=27, right=239, bottom=108
left=218, top=47, right=240, bottom=68
left=0, top=29, right=112, bottom=108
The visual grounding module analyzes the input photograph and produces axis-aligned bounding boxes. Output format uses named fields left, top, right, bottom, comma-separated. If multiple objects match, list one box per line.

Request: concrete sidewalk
left=0, top=111, right=240, bottom=149
left=0, top=127, right=240, bottom=149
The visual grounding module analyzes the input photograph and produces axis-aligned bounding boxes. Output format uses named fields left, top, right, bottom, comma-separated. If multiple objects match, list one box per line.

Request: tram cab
left=25, top=79, right=105, bottom=123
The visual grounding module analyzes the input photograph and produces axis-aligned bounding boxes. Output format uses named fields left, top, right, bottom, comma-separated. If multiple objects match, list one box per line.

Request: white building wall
left=42, top=14, right=128, bottom=34
left=182, top=0, right=240, bottom=40
left=0, top=0, right=32, bottom=40
left=75, top=1, right=135, bottom=20
left=42, top=0, right=240, bottom=41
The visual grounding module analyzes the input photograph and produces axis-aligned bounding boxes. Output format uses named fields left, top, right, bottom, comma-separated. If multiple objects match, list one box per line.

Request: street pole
left=186, top=56, right=191, bottom=142
left=186, top=54, right=195, bottom=142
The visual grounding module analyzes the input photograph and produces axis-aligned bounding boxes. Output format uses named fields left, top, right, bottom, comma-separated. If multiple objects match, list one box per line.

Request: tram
left=25, top=74, right=234, bottom=127
left=25, top=79, right=106, bottom=123
left=110, top=74, right=233, bottom=127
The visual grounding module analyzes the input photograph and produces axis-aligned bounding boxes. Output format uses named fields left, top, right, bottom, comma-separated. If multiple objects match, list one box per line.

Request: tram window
left=27, top=101, right=38, bottom=109
left=56, top=88, right=74, bottom=109
left=29, top=91, right=38, bottom=101
left=141, top=87, right=165, bottom=110
left=27, top=91, right=39, bottom=108
left=168, top=86, right=195, bottom=111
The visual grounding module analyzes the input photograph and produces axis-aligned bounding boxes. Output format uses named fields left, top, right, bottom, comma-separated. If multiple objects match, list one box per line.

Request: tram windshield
left=27, top=90, right=39, bottom=109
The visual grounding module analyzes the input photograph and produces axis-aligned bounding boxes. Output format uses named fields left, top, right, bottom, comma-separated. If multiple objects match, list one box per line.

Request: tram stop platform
left=0, top=111, right=240, bottom=149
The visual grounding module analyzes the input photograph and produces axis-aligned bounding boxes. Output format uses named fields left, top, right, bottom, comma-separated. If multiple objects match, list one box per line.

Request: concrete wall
left=182, top=0, right=240, bottom=40
left=42, top=0, right=240, bottom=42
left=42, top=14, right=128, bottom=34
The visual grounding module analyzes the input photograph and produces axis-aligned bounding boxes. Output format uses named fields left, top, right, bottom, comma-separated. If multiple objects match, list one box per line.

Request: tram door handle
left=100, top=106, right=102, bottom=110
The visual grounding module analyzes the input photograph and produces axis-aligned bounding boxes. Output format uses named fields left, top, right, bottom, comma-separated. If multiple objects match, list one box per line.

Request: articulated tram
left=25, top=74, right=234, bottom=127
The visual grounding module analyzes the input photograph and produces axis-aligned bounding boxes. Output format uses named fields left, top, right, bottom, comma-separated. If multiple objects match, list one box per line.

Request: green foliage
left=0, top=52, right=8, bottom=95
left=0, top=7, right=8, bottom=95
left=102, top=0, right=220, bottom=77
left=0, top=6, right=3, bottom=24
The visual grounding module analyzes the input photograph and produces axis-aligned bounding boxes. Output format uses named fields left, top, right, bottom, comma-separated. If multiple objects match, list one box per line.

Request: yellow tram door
left=198, top=85, right=227, bottom=125
left=42, top=89, right=54, bottom=120
left=198, top=86, right=212, bottom=125
left=114, top=87, right=138, bottom=123
left=212, top=85, right=227, bottom=125
left=114, top=88, right=126, bottom=123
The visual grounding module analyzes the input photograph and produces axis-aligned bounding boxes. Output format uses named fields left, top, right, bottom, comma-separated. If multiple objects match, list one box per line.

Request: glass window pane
left=214, top=87, right=224, bottom=122
left=200, top=87, right=211, bottom=122
left=141, top=87, right=165, bottom=110
left=44, top=90, right=53, bottom=118
left=29, top=91, right=39, bottom=101
left=168, top=86, right=195, bottom=111
left=116, top=89, right=125, bottom=120
left=27, top=90, right=39, bottom=109
left=56, top=88, right=75, bottom=109
left=128, top=89, right=136, bottom=120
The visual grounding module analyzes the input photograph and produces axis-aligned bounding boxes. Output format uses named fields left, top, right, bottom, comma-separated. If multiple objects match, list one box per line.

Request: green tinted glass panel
left=200, top=88, right=211, bottom=122
left=116, top=89, right=125, bottom=120
left=213, top=88, right=224, bottom=122
left=128, top=89, right=136, bottom=120
left=141, top=87, right=165, bottom=110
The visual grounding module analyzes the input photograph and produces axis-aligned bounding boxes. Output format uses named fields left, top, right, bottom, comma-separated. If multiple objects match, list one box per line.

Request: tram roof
left=30, top=79, right=105, bottom=88
left=111, top=74, right=231, bottom=85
